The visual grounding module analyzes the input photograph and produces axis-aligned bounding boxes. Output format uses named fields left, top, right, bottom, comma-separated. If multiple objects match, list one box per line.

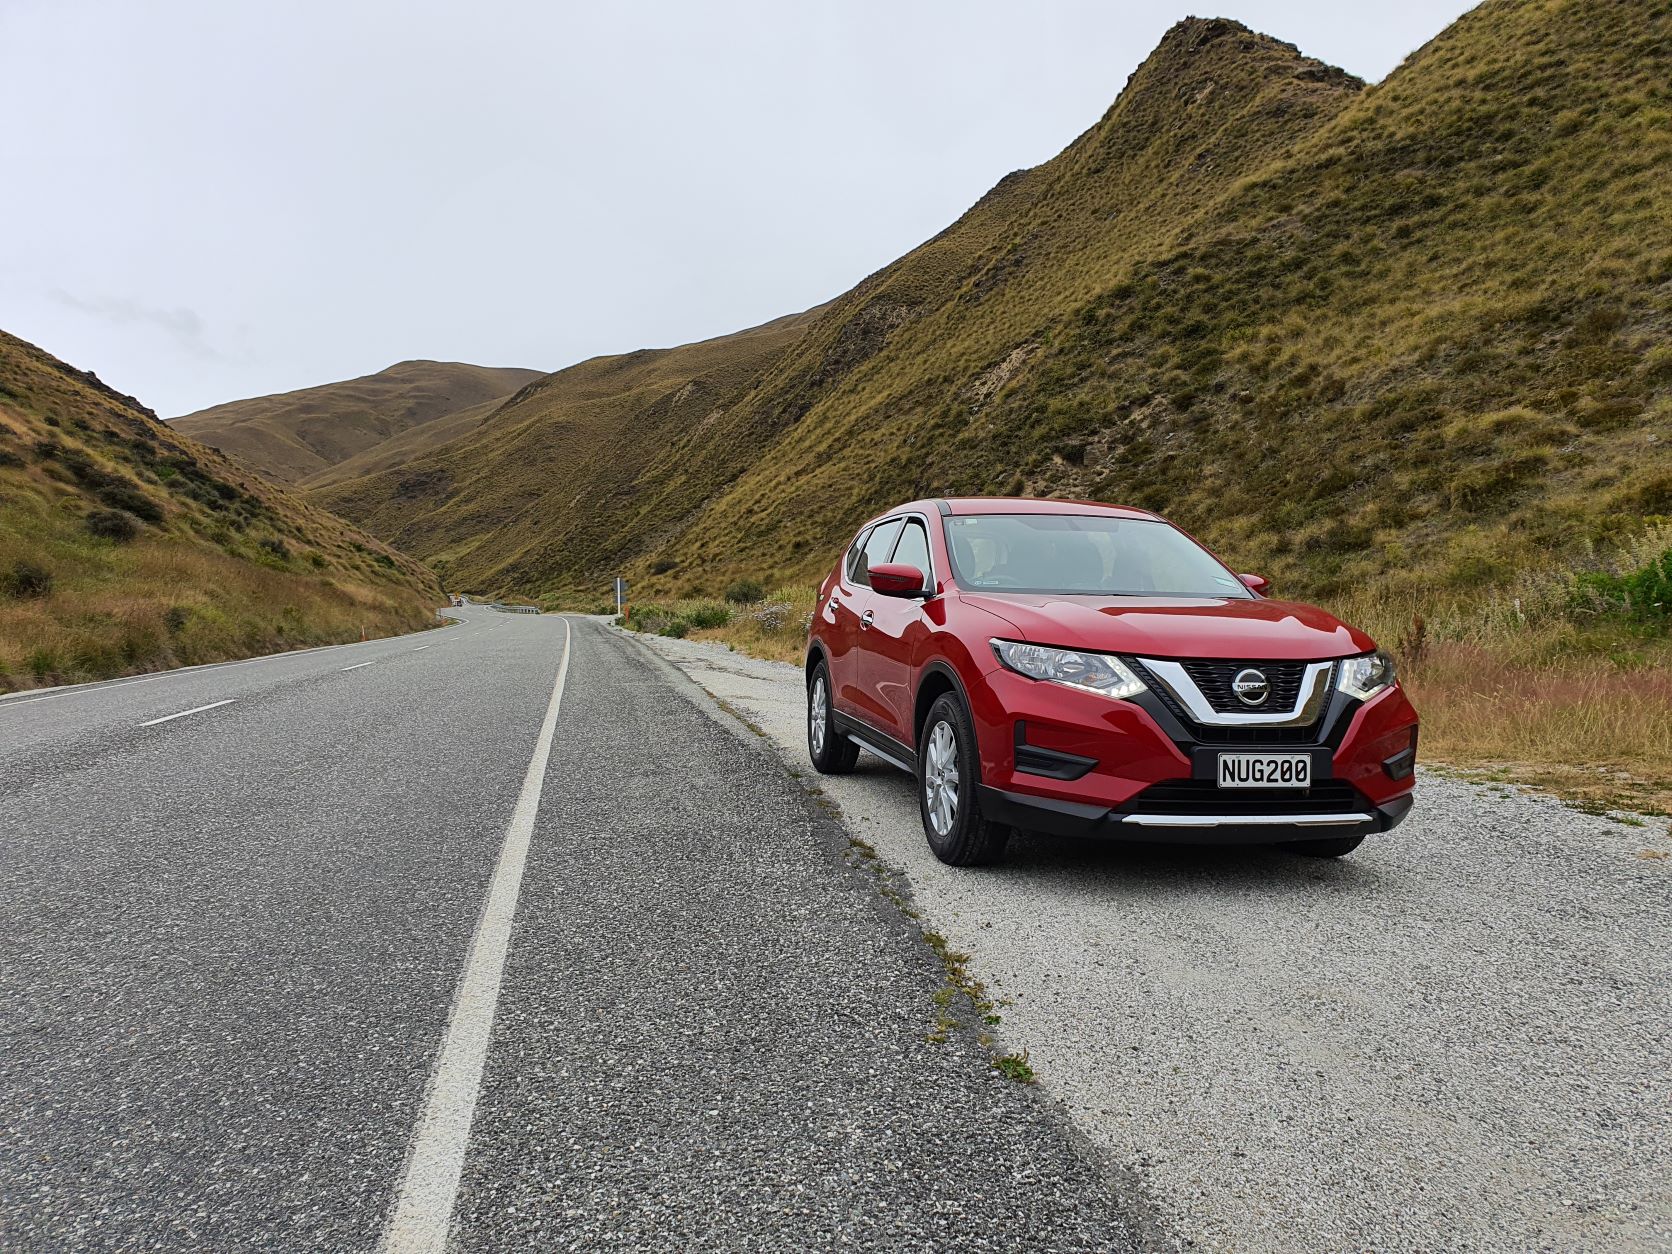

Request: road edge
left=608, top=622, right=1184, bottom=1253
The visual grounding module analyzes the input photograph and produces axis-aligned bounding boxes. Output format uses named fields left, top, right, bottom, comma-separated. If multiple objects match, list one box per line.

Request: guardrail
left=489, top=602, right=541, bottom=614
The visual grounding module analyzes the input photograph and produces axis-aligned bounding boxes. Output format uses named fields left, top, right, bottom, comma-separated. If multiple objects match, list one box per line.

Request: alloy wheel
left=809, top=676, right=827, bottom=756
left=924, top=720, right=959, bottom=837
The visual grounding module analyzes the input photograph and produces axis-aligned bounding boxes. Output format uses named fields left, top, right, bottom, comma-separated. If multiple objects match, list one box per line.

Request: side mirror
left=869, top=563, right=930, bottom=599
left=1239, top=573, right=1270, bottom=596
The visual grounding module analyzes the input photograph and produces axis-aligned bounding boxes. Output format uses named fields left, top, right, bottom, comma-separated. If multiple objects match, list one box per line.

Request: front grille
left=1125, top=777, right=1367, bottom=817
left=1132, top=661, right=1324, bottom=745
left=1180, top=660, right=1313, bottom=714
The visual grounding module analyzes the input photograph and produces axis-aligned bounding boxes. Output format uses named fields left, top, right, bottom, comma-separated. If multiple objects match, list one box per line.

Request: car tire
left=918, top=692, right=1010, bottom=867
left=807, top=660, right=860, bottom=774
left=1281, top=834, right=1366, bottom=858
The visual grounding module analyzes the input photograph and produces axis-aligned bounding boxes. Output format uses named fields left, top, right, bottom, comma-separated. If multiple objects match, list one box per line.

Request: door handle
left=859, top=609, right=874, bottom=630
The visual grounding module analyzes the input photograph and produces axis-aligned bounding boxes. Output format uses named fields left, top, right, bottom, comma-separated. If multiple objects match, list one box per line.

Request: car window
left=853, top=518, right=904, bottom=587
left=843, top=526, right=874, bottom=583
left=888, top=519, right=932, bottom=589
left=944, top=514, right=1250, bottom=597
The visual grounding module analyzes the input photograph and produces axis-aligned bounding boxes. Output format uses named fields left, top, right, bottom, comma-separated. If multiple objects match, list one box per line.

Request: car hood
left=958, top=592, right=1374, bottom=661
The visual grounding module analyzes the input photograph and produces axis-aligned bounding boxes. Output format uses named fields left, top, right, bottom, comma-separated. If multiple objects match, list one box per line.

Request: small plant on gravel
left=724, top=578, right=765, bottom=604
left=994, top=1052, right=1036, bottom=1084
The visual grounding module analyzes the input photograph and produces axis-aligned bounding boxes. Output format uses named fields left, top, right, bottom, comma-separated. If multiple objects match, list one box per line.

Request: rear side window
left=852, top=517, right=904, bottom=586
left=889, top=519, right=932, bottom=589
left=843, top=527, right=873, bottom=583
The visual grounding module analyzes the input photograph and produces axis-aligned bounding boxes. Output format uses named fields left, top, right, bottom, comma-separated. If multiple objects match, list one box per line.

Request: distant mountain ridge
left=172, top=360, right=543, bottom=485
left=315, top=1, right=1666, bottom=606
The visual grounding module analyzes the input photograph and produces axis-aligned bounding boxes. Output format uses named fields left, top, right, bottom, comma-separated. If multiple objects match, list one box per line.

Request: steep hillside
left=320, top=0, right=1669, bottom=609
left=317, top=16, right=1361, bottom=592
left=173, top=360, right=543, bottom=485
left=0, top=331, right=441, bottom=691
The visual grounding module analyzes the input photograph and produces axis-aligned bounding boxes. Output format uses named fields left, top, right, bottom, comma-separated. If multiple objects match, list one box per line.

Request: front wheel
left=807, top=661, right=859, bottom=774
left=918, top=693, right=1009, bottom=867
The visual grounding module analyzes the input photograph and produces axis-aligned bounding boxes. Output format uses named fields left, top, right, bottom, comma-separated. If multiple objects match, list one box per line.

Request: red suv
left=805, top=498, right=1418, bottom=866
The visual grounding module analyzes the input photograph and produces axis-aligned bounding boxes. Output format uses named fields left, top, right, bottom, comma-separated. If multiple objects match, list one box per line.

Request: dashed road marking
left=138, top=699, right=234, bottom=727
left=342, top=661, right=377, bottom=672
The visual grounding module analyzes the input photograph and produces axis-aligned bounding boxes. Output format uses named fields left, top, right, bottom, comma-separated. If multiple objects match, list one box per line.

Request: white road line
left=381, top=617, right=573, bottom=1254
left=413, top=646, right=431, bottom=652
left=138, top=699, right=234, bottom=727
left=341, top=661, right=377, bottom=672
left=0, top=638, right=382, bottom=710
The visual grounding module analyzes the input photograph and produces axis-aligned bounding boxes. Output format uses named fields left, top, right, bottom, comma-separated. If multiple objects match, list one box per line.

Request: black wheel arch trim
left=912, top=658, right=977, bottom=749
left=805, top=638, right=831, bottom=682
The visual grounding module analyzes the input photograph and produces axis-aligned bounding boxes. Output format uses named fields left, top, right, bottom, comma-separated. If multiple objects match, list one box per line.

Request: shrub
left=725, top=579, right=765, bottom=604
left=258, top=536, right=290, bottom=560
left=97, top=482, right=164, bottom=523
left=650, top=557, right=678, bottom=574
left=1573, top=547, right=1672, bottom=623
left=3, top=560, right=53, bottom=598
left=659, top=619, right=689, bottom=638
left=684, top=601, right=732, bottom=629
left=85, top=509, right=140, bottom=542
left=164, top=606, right=190, bottom=633
left=753, top=601, right=792, bottom=632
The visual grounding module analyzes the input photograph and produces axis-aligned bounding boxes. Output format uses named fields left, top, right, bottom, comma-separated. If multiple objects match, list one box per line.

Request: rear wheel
left=807, top=661, right=859, bottom=774
left=1281, top=834, right=1366, bottom=858
left=918, top=693, right=1010, bottom=866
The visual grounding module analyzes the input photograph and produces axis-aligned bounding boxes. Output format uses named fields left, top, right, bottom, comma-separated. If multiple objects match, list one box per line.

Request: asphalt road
left=0, top=610, right=1140, bottom=1251
left=642, top=629, right=1672, bottom=1254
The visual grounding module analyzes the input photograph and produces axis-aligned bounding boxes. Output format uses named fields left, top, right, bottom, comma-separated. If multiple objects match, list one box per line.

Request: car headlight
left=990, top=639, right=1147, bottom=700
left=1336, top=650, right=1396, bottom=701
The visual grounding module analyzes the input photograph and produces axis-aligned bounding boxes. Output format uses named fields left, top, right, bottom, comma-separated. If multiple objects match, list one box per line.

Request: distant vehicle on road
left=805, top=497, right=1418, bottom=865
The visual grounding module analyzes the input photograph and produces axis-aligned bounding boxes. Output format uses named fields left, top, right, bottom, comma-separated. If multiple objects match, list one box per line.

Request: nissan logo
left=1231, top=668, right=1270, bottom=706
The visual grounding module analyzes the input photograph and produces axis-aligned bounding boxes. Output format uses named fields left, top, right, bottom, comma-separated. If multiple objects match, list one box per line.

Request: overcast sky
left=1, top=0, right=1477, bottom=417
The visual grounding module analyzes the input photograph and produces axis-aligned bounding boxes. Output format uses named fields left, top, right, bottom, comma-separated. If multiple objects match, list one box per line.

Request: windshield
left=944, top=514, right=1251, bottom=598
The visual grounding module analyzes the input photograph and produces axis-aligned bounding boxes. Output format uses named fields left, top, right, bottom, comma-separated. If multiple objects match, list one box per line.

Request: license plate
left=1217, top=752, right=1311, bottom=789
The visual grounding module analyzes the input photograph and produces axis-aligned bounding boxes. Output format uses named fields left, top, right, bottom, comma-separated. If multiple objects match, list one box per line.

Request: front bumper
left=980, top=785, right=1413, bottom=845
left=965, top=660, right=1418, bottom=844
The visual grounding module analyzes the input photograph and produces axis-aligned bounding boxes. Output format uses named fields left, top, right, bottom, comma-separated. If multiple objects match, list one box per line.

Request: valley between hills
left=5, top=0, right=1668, bottom=809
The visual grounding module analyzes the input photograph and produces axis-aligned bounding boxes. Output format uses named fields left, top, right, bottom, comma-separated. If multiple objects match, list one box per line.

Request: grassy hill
left=315, top=1, right=1668, bottom=617
left=0, top=331, right=442, bottom=692
left=173, top=360, right=543, bottom=485
left=314, top=307, right=829, bottom=588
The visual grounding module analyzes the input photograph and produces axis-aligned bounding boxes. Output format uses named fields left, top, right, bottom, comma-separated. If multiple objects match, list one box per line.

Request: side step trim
left=832, top=711, right=917, bottom=774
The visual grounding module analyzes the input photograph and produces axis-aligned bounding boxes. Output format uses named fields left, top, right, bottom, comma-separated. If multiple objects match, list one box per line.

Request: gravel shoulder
left=630, top=626, right=1672, bottom=1253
